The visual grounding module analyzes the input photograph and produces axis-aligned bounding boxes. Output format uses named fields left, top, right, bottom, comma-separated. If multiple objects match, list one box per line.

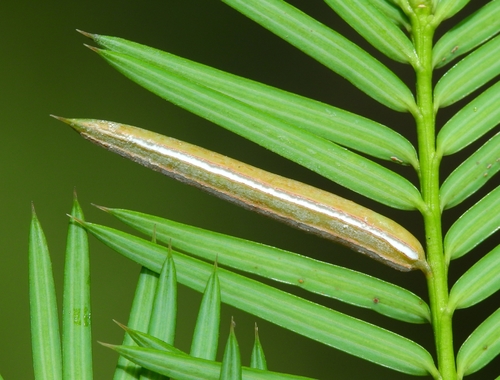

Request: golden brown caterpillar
left=55, top=117, right=428, bottom=273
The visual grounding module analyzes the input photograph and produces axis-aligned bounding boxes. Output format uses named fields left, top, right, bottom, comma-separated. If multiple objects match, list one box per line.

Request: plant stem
left=410, top=4, right=456, bottom=380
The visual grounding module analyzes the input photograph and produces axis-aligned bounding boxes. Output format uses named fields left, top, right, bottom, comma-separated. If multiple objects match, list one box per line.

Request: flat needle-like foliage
left=28, top=1, right=499, bottom=379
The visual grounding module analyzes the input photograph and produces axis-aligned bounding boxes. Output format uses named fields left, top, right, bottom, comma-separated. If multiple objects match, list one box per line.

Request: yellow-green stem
left=410, top=3, right=456, bottom=380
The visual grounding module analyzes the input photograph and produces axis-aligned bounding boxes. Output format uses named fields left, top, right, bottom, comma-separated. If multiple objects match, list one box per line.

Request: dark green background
left=1, top=1, right=497, bottom=379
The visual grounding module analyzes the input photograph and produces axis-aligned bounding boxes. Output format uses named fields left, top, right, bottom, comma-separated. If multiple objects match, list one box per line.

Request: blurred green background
left=1, top=1, right=498, bottom=379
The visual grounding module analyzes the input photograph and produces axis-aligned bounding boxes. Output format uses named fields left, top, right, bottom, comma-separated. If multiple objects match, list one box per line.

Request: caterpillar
left=55, top=117, right=428, bottom=273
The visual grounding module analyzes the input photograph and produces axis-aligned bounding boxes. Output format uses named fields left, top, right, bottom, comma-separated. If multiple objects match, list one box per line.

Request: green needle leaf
left=369, top=0, right=411, bottom=31
left=139, top=253, right=176, bottom=380
left=121, top=327, right=269, bottom=380
left=83, top=32, right=418, bottom=168
left=80, top=221, right=438, bottom=376
left=113, top=268, right=158, bottom=380
left=250, top=325, right=267, bottom=370
left=122, top=322, right=273, bottom=379
left=29, top=205, right=62, bottom=380
left=389, top=0, right=411, bottom=13
left=434, top=36, right=500, bottom=109
left=437, top=81, right=500, bottom=156
left=457, top=308, right=500, bottom=377
left=433, top=0, right=500, bottom=68
left=99, top=206, right=431, bottom=324
left=147, top=252, right=177, bottom=345
left=190, top=266, right=221, bottom=361
left=433, top=0, right=470, bottom=24
left=324, top=0, right=417, bottom=64
left=62, top=193, right=92, bottom=379
left=115, top=321, right=187, bottom=356
left=103, top=344, right=314, bottom=380
left=440, top=132, right=500, bottom=209
left=221, top=0, right=417, bottom=112
left=449, top=245, right=500, bottom=311
left=445, top=186, right=500, bottom=261
left=220, top=319, right=242, bottom=380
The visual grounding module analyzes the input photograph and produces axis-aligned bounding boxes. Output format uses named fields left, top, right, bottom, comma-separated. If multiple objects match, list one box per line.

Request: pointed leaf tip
left=76, top=29, right=95, bottom=39
left=92, top=203, right=110, bottom=213
left=97, top=341, right=116, bottom=350
left=83, top=43, right=100, bottom=53
left=112, top=319, right=129, bottom=331
left=67, top=214, right=85, bottom=225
